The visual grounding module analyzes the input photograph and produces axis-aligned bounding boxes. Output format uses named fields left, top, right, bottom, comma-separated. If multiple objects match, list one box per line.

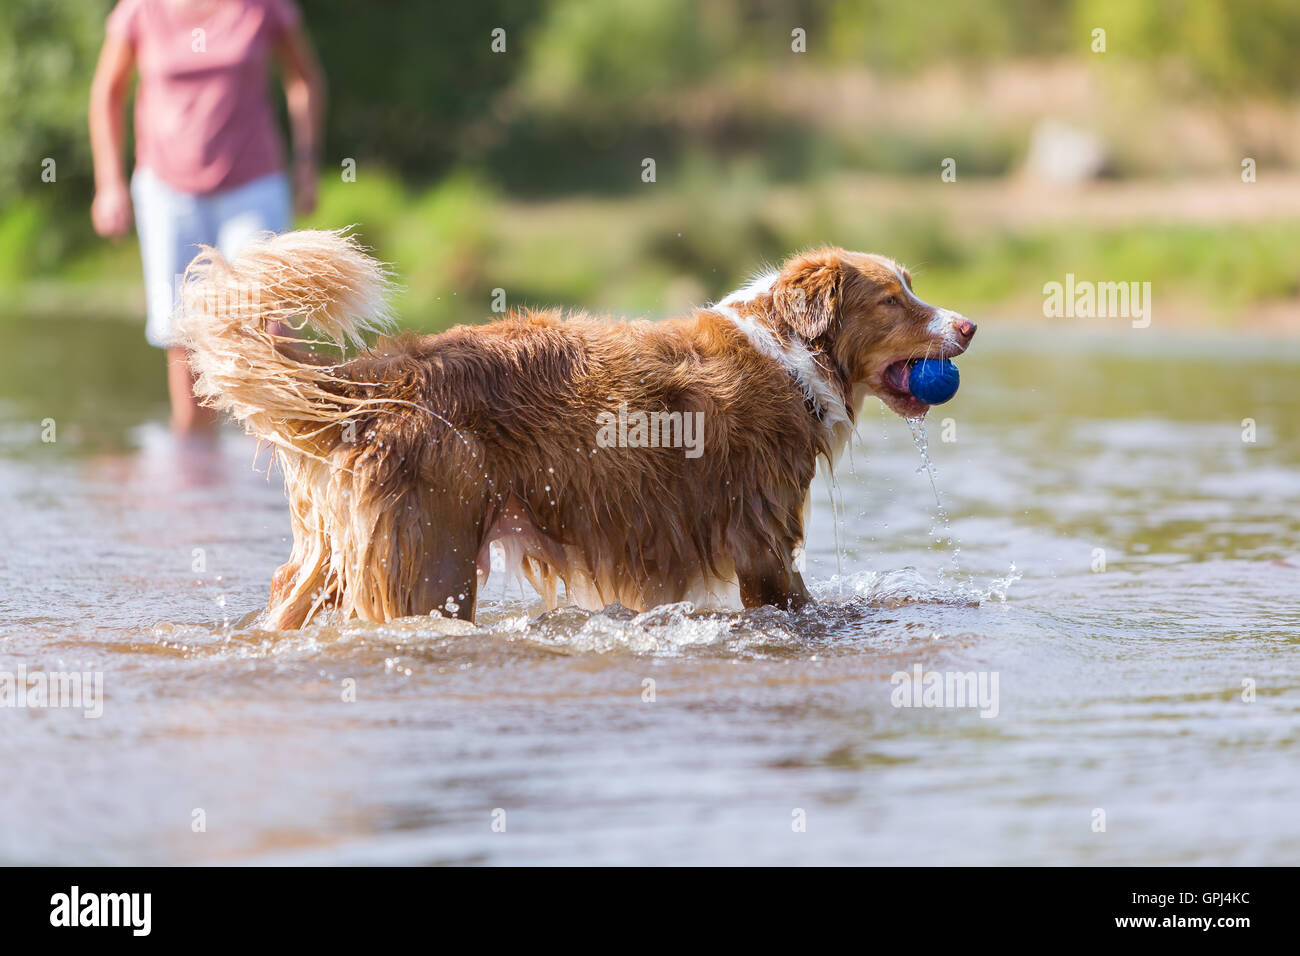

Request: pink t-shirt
left=106, top=0, right=301, bottom=195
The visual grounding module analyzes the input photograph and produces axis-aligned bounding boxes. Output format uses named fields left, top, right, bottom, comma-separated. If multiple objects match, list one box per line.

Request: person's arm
left=88, top=34, right=135, bottom=238
left=277, top=24, right=326, bottom=217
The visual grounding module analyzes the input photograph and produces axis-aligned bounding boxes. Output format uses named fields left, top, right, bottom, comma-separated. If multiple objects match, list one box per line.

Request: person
left=89, top=0, right=325, bottom=433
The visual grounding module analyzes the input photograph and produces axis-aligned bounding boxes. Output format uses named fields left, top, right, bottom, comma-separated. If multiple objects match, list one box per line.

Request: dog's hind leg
left=266, top=550, right=330, bottom=629
left=265, top=462, right=337, bottom=629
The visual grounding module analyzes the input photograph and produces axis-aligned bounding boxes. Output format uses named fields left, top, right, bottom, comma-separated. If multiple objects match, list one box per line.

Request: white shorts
left=131, top=167, right=291, bottom=348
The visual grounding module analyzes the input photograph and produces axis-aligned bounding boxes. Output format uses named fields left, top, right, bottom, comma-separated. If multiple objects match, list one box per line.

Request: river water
left=1, top=316, right=1297, bottom=864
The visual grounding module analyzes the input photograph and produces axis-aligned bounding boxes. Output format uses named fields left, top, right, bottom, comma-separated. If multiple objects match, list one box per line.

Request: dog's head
left=768, top=247, right=976, bottom=418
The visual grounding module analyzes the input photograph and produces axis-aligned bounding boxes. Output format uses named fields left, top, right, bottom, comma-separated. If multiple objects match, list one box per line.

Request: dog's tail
left=176, top=228, right=395, bottom=453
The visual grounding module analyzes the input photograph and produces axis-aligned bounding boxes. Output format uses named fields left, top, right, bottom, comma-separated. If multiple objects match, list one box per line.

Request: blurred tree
left=0, top=0, right=541, bottom=264
left=3, top=0, right=1300, bottom=274
left=307, top=0, right=541, bottom=183
left=824, top=0, right=1070, bottom=71
left=0, top=0, right=110, bottom=270
left=0, top=0, right=107, bottom=200
left=1074, top=0, right=1300, bottom=97
left=520, top=0, right=728, bottom=118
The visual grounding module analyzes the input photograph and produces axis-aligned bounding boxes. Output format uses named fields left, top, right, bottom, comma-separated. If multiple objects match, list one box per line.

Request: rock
left=1024, top=119, right=1110, bottom=183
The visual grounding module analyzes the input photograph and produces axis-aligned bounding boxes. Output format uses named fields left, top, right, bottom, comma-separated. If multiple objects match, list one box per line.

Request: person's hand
left=293, top=161, right=317, bottom=217
left=91, top=181, right=132, bottom=238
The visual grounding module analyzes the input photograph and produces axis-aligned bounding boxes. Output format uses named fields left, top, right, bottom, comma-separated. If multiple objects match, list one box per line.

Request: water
left=1, top=315, right=1298, bottom=865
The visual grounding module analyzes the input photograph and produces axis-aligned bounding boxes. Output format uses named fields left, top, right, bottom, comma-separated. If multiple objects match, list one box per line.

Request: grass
left=5, top=167, right=1300, bottom=332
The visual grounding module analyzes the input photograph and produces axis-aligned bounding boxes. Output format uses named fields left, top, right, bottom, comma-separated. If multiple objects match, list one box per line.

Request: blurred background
left=5, top=0, right=1300, bottom=333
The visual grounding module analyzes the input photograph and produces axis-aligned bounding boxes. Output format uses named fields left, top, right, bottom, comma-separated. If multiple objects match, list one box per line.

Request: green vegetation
left=13, top=165, right=1300, bottom=329
left=4, top=0, right=1300, bottom=328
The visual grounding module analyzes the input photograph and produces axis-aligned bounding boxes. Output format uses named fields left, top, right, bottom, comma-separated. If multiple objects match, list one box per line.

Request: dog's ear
left=771, top=249, right=843, bottom=340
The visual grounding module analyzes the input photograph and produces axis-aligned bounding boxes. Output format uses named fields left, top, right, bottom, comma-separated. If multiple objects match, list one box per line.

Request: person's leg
left=213, top=172, right=294, bottom=337
left=165, top=347, right=219, bottom=432
left=131, top=169, right=219, bottom=433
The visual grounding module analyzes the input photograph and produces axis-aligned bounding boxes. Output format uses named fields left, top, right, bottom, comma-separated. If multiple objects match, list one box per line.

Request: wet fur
left=178, top=230, right=974, bottom=627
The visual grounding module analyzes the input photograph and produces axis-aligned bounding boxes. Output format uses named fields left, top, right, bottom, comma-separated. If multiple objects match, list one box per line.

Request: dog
left=178, top=230, right=975, bottom=628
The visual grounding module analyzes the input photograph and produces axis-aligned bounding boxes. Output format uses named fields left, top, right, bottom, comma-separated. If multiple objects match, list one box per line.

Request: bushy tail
left=176, top=228, right=395, bottom=451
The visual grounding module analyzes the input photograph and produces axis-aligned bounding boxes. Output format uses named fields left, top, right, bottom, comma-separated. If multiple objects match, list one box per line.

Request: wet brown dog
left=179, top=231, right=975, bottom=627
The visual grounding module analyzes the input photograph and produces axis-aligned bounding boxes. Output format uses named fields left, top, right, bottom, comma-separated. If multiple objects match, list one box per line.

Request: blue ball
left=908, top=358, right=960, bottom=405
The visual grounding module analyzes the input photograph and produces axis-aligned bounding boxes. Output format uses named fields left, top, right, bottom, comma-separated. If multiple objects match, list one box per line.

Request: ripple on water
left=5, top=323, right=1300, bottom=864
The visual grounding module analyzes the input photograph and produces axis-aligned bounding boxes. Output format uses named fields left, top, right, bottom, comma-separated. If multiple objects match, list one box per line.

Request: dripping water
left=823, top=465, right=844, bottom=597
left=906, top=417, right=961, bottom=578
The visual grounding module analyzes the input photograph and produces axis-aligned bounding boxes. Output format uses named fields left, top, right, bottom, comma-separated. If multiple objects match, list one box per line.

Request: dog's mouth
left=878, top=360, right=930, bottom=418
left=875, top=339, right=969, bottom=419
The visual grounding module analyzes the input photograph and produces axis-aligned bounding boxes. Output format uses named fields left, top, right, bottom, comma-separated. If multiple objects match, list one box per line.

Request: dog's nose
left=952, top=318, right=977, bottom=339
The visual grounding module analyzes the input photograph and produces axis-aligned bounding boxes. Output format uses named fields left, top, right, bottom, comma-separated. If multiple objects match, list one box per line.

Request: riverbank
left=8, top=171, right=1299, bottom=334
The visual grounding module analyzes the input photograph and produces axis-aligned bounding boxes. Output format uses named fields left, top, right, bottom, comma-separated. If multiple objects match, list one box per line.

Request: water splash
left=985, top=563, right=1022, bottom=603
left=811, top=566, right=1014, bottom=607
left=210, top=574, right=233, bottom=639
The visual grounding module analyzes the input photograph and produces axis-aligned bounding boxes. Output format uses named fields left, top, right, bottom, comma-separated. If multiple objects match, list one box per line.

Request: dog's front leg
left=735, top=549, right=811, bottom=611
